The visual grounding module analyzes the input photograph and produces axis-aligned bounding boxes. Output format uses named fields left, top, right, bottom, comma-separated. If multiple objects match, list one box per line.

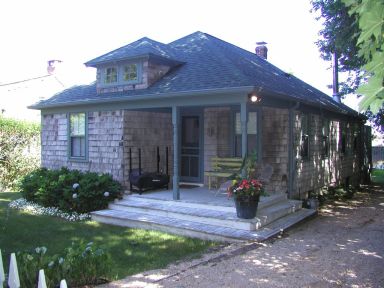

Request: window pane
left=322, top=119, right=329, bottom=157
left=70, top=113, right=85, bottom=136
left=105, top=67, right=117, bottom=83
left=235, top=112, right=258, bottom=156
left=235, top=112, right=257, bottom=135
left=300, top=115, right=309, bottom=159
left=70, top=113, right=86, bottom=158
left=182, top=116, right=199, bottom=147
left=248, top=112, right=257, bottom=134
left=124, top=64, right=138, bottom=81
left=71, top=137, right=85, bottom=157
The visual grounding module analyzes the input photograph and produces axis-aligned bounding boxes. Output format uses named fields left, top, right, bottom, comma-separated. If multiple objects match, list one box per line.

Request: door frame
left=180, top=108, right=204, bottom=183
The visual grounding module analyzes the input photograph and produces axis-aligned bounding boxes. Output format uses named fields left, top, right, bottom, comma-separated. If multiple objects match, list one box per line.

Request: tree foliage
left=312, top=0, right=384, bottom=132
left=0, top=116, right=41, bottom=191
left=343, top=0, right=384, bottom=114
left=311, top=0, right=365, bottom=95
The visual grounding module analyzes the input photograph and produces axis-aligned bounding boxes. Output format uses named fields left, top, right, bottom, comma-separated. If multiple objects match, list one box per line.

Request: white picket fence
left=0, top=249, right=67, bottom=288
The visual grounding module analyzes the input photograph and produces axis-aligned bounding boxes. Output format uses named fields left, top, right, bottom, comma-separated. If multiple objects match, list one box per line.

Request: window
left=105, top=67, right=117, bottom=83
left=322, top=119, right=330, bottom=158
left=353, top=124, right=359, bottom=153
left=123, top=64, right=138, bottom=82
left=339, top=122, right=347, bottom=155
left=234, top=112, right=258, bottom=157
left=69, top=113, right=86, bottom=159
left=300, top=114, right=309, bottom=159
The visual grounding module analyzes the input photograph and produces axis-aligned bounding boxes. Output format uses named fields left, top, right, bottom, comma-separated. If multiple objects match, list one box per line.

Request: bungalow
left=30, top=31, right=370, bottom=203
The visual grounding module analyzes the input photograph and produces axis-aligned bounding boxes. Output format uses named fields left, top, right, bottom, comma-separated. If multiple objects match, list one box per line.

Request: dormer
left=85, top=38, right=183, bottom=94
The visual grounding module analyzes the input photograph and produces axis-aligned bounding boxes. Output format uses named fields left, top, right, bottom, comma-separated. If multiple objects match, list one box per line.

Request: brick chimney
left=255, top=42, right=268, bottom=60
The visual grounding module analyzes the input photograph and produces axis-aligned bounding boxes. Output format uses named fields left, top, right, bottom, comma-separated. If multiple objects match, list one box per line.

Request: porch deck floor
left=131, top=186, right=232, bottom=206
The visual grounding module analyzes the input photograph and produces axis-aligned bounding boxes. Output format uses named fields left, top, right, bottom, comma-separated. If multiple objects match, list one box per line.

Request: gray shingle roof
left=31, top=31, right=361, bottom=117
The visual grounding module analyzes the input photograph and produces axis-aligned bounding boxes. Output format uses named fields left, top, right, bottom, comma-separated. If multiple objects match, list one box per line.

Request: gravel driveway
left=101, top=184, right=384, bottom=288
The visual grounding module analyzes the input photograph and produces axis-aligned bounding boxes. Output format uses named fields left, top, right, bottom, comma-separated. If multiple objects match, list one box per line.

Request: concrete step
left=91, top=208, right=317, bottom=242
left=109, top=197, right=302, bottom=231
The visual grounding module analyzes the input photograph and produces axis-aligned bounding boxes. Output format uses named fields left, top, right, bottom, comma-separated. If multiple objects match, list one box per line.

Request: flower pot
left=234, top=196, right=259, bottom=219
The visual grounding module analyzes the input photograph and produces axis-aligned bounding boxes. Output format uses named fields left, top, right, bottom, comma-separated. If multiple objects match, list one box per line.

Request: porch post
left=240, top=102, right=248, bottom=177
left=172, top=106, right=180, bottom=200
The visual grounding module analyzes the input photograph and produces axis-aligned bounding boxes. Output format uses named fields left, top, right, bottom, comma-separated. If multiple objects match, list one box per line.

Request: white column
left=240, top=102, right=248, bottom=177
left=172, top=106, right=180, bottom=200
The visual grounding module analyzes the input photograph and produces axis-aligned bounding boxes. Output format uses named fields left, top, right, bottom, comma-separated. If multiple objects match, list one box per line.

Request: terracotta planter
left=234, top=195, right=260, bottom=219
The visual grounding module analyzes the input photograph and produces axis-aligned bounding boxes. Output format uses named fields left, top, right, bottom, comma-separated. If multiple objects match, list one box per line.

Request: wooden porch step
left=109, top=196, right=302, bottom=231
left=91, top=208, right=317, bottom=242
left=123, top=193, right=288, bottom=212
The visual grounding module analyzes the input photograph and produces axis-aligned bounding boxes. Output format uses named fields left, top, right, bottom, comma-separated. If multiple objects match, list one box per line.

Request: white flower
left=35, top=247, right=41, bottom=254
left=103, top=191, right=110, bottom=197
left=41, top=247, right=47, bottom=255
left=72, top=193, right=78, bottom=199
left=48, top=261, right=54, bottom=268
left=8, top=198, right=91, bottom=222
left=58, top=257, right=64, bottom=265
left=73, top=183, right=80, bottom=190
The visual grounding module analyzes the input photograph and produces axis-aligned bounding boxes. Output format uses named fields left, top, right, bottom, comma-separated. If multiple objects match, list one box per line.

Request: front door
left=180, top=115, right=202, bottom=182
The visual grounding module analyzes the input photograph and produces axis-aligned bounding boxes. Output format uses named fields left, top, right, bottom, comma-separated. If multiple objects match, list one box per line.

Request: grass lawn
left=0, top=192, right=216, bottom=280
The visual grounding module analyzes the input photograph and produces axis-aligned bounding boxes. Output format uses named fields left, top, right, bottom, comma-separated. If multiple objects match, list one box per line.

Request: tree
left=0, top=116, right=40, bottom=191
left=311, top=0, right=365, bottom=95
left=311, top=0, right=384, bottom=132
left=343, top=0, right=384, bottom=114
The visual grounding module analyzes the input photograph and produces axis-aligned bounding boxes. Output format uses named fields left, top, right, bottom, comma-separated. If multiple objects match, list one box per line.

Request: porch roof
left=30, top=31, right=362, bottom=119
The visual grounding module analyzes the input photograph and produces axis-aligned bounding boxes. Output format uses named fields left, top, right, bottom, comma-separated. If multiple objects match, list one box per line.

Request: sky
left=0, top=0, right=358, bottom=120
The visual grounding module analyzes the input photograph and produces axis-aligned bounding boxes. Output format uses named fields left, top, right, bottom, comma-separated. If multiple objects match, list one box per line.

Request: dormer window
left=105, top=67, right=117, bottom=83
left=123, top=64, right=138, bottom=82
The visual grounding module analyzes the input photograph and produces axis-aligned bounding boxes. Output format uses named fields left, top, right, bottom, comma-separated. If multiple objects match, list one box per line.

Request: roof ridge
left=85, top=36, right=169, bottom=67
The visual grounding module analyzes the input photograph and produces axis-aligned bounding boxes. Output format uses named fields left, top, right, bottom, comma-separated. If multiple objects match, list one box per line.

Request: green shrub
left=18, top=168, right=122, bottom=213
left=15, top=242, right=112, bottom=287
left=0, top=116, right=40, bottom=191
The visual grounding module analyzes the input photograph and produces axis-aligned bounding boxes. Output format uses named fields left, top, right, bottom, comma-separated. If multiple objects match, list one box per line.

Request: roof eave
left=28, top=86, right=255, bottom=110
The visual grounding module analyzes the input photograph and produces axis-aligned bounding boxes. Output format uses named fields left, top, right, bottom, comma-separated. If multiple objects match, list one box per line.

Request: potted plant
left=227, top=178, right=264, bottom=219
left=225, top=152, right=267, bottom=219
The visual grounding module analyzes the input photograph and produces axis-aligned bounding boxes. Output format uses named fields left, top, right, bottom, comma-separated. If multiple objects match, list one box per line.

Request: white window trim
left=104, top=66, right=118, bottom=85
left=100, top=62, right=143, bottom=87
left=120, top=63, right=141, bottom=84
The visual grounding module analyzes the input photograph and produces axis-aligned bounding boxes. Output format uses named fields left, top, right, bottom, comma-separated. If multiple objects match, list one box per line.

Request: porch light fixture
left=248, top=93, right=261, bottom=103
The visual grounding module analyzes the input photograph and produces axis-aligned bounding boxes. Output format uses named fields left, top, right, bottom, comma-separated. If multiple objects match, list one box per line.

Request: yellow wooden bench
left=204, top=157, right=243, bottom=189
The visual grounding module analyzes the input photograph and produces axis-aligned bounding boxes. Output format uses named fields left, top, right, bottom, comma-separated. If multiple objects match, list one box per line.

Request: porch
left=91, top=187, right=316, bottom=242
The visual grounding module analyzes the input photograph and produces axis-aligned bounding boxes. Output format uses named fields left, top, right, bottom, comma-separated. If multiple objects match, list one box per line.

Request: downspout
left=288, top=101, right=300, bottom=199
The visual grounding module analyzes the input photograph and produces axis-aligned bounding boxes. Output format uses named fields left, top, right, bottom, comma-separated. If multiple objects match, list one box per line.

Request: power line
left=0, top=74, right=51, bottom=87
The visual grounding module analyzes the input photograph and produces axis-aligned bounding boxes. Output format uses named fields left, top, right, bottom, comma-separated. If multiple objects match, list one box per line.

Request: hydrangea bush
left=17, top=167, right=122, bottom=213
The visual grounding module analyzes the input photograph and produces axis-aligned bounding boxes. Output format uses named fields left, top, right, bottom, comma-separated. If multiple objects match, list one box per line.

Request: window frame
left=101, top=62, right=143, bottom=86
left=353, top=123, right=359, bottom=154
left=233, top=111, right=258, bottom=158
left=321, top=119, right=330, bottom=159
left=300, top=114, right=310, bottom=160
left=121, top=63, right=140, bottom=83
left=104, top=67, right=118, bottom=84
left=339, top=121, right=347, bottom=155
left=68, top=112, right=88, bottom=161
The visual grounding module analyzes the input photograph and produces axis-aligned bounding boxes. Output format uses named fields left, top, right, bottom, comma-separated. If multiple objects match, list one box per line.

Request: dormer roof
left=85, top=37, right=182, bottom=67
